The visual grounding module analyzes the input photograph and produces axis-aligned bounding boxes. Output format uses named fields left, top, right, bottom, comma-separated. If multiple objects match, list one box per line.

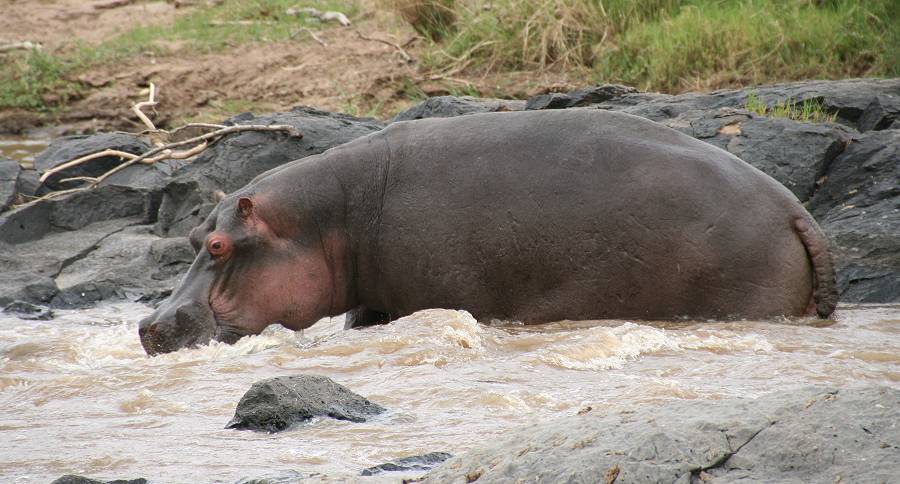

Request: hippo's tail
left=793, top=213, right=838, bottom=318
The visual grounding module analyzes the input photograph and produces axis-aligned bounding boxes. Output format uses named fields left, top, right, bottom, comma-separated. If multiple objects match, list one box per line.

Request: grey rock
left=15, top=168, right=40, bottom=198
left=0, top=184, right=160, bottom=244
left=0, top=158, right=21, bottom=212
left=226, top=375, right=386, bottom=433
left=51, top=226, right=194, bottom=307
left=234, top=470, right=320, bottom=484
left=34, top=133, right=151, bottom=190
left=658, top=108, right=852, bottom=201
left=597, top=78, right=900, bottom=131
left=393, top=96, right=525, bottom=122
left=811, top=130, right=900, bottom=302
left=361, top=452, right=453, bottom=476
left=155, top=107, right=383, bottom=236
left=423, top=386, right=900, bottom=484
left=0, top=219, right=138, bottom=307
left=2, top=300, right=54, bottom=320
left=50, top=475, right=148, bottom=484
left=525, top=84, right=638, bottom=110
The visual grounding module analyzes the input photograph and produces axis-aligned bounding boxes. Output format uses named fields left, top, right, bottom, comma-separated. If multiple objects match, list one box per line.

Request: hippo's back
left=356, top=109, right=813, bottom=321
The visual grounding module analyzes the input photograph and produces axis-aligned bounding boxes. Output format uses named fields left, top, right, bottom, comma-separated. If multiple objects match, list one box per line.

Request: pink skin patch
left=205, top=196, right=336, bottom=336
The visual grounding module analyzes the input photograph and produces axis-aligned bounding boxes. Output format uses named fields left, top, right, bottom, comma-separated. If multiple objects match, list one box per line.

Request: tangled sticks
left=34, top=83, right=302, bottom=202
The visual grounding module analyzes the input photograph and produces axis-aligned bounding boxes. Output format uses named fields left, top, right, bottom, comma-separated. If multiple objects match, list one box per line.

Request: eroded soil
left=0, top=0, right=582, bottom=133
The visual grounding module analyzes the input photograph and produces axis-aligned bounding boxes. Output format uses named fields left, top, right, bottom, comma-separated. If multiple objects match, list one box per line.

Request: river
left=1, top=303, right=898, bottom=483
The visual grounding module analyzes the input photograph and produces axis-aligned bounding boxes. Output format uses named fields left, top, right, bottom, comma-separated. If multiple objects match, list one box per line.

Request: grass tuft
left=0, top=0, right=360, bottom=111
left=413, top=0, right=898, bottom=92
left=744, top=90, right=838, bottom=124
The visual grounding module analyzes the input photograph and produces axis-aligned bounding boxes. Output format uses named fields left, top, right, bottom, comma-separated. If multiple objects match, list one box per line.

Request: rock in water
left=422, top=386, right=900, bottom=483
left=50, top=476, right=148, bottom=484
left=2, top=300, right=53, bottom=320
left=361, top=452, right=453, bottom=476
left=226, top=375, right=385, bottom=433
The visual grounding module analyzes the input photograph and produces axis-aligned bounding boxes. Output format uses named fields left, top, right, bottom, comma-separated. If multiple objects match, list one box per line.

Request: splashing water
left=1, top=303, right=898, bottom=482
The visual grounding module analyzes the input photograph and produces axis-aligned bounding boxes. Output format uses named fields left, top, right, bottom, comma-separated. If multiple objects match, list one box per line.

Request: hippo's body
left=139, top=109, right=836, bottom=354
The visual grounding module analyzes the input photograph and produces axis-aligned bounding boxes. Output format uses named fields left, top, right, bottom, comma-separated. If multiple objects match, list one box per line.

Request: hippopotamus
left=139, top=109, right=837, bottom=355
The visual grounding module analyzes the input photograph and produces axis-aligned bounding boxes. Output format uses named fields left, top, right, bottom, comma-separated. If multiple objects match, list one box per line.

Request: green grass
left=744, top=91, right=838, bottom=123
left=409, top=0, right=899, bottom=92
left=0, top=0, right=359, bottom=111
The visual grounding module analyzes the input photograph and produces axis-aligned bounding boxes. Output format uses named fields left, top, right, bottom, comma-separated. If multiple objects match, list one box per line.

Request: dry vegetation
left=0, top=0, right=896, bottom=131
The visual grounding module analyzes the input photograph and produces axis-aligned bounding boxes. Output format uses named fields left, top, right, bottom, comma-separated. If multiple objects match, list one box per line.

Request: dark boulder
left=234, top=470, right=321, bottom=484
left=0, top=184, right=160, bottom=244
left=2, top=300, right=54, bottom=320
left=393, top=96, right=525, bottom=122
left=0, top=158, right=21, bottom=212
left=361, top=452, right=453, bottom=476
left=811, top=130, right=899, bottom=302
left=525, top=84, right=637, bottom=110
left=50, top=227, right=195, bottom=307
left=34, top=133, right=151, bottom=190
left=658, top=108, right=852, bottom=201
left=50, top=475, right=148, bottom=484
left=226, top=375, right=386, bottom=433
left=15, top=168, right=41, bottom=199
left=423, top=386, right=900, bottom=484
left=0, top=219, right=133, bottom=306
left=155, top=107, right=384, bottom=236
left=593, top=78, right=900, bottom=132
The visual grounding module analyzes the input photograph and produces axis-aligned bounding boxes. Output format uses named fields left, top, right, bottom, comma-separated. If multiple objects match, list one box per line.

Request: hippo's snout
left=139, top=301, right=216, bottom=355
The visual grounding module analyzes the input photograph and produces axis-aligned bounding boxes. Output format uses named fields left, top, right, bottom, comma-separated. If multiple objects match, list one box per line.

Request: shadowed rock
left=226, top=375, right=386, bottom=433
left=34, top=133, right=150, bottom=191
left=2, top=300, right=54, bottom=320
left=810, top=130, right=900, bottom=302
left=0, top=158, right=21, bottom=212
left=422, top=386, right=900, bottom=483
left=393, top=96, right=525, bottom=122
left=50, top=475, right=148, bottom=484
left=525, top=84, right=638, bottom=110
left=361, top=452, right=453, bottom=476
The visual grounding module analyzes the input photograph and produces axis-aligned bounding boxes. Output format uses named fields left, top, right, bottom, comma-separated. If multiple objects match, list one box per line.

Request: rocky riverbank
left=1, top=78, right=897, bottom=314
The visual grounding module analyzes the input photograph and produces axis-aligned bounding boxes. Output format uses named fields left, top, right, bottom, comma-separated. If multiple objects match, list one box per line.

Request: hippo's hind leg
left=344, top=306, right=390, bottom=330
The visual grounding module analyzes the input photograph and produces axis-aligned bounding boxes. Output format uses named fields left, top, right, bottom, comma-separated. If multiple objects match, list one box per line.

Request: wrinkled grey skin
left=139, top=110, right=837, bottom=355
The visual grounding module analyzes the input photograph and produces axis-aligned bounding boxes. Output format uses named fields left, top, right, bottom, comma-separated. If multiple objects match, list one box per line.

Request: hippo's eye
left=206, top=234, right=232, bottom=258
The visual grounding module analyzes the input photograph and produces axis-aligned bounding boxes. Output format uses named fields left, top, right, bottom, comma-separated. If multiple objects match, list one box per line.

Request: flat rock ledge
left=226, top=375, right=386, bottom=433
left=422, top=385, right=899, bottom=484
left=50, top=476, right=147, bottom=484
left=361, top=452, right=453, bottom=476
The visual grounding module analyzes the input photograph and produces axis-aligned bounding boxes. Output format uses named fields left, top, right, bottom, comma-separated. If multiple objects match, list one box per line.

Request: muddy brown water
left=0, top=136, right=50, bottom=168
left=1, top=303, right=898, bottom=483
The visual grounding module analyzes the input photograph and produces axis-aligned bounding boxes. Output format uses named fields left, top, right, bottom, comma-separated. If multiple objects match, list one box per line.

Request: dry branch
left=291, top=27, right=327, bottom=47
left=355, top=31, right=414, bottom=64
left=31, top=84, right=303, bottom=204
left=93, top=0, right=135, bottom=10
left=0, top=41, right=42, bottom=53
left=286, top=7, right=351, bottom=26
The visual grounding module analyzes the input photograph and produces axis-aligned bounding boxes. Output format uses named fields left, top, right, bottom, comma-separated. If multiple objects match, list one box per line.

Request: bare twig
left=132, top=83, right=159, bottom=135
left=93, top=0, right=134, bottom=10
left=39, top=149, right=139, bottom=183
left=291, top=27, right=327, bottom=47
left=355, top=31, right=413, bottom=64
left=286, top=7, right=351, bottom=26
left=0, top=41, right=42, bottom=53
left=209, top=20, right=275, bottom=26
left=91, top=124, right=301, bottom=187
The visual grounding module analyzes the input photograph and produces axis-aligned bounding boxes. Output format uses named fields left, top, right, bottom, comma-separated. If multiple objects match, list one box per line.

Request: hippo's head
left=139, top=192, right=345, bottom=355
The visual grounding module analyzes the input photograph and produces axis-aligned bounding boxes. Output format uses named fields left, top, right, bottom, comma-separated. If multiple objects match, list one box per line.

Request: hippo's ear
left=238, top=197, right=254, bottom=219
